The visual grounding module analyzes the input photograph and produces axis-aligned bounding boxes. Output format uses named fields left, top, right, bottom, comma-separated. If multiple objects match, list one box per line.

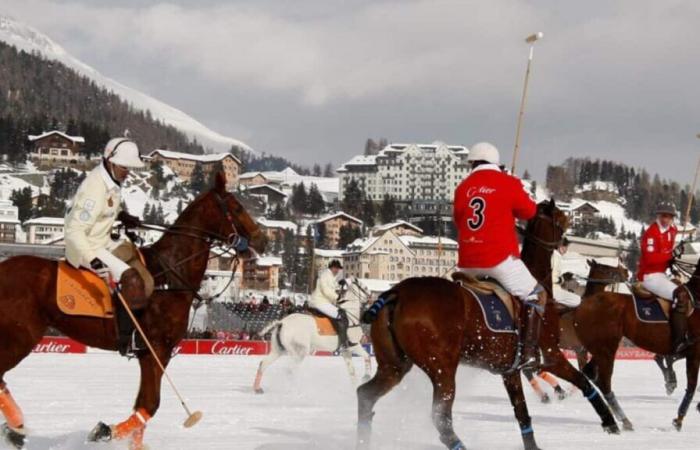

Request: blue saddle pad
left=465, top=288, right=517, bottom=333
left=633, top=296, right=668, bottom=324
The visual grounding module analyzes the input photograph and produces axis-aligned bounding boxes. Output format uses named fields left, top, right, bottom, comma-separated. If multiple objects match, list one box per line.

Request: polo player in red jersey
left=638, top=201, right=692, bottom=354
left=453, top=142, right=547, bottom=369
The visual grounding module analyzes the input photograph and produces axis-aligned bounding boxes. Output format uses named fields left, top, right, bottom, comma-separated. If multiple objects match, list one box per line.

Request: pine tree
left=341, top=179, right=364, bottom=218
left=338, top=225, right=362, bottom=249
left=176, top=199, right=184, bottom=215
left=312, top=164, right=322, bottom=177
left=360, top=197, right=376, bottom=227
left=307, top=183, right=325, bottom=216
left=323, top=163, right=334, bottom=178
left=270, top=203, right=288, bottom=220
left=379, top=195, right=397, bottom=224
left=10, top=187, right=33, bottom=222
left=523, top=170, right=531, bottom=180
left=190, top=163, right=206, bottom=196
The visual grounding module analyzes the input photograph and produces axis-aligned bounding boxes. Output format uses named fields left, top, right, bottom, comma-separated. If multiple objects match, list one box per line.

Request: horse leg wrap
left=584, top=387, right=619, bottom=432
left=0, top=384, right=24, bottom=431
left=603, top=392, right=628, bottom=421
left=539, top=372, right=559, bottom=388
left=113, top=408, right=150, bottom=441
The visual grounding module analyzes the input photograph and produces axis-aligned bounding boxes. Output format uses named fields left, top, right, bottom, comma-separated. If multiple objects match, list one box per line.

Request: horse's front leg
left=342, top=350, right=358, bottom=386
left=89, top=346, right=170, bottom=450
left=502, top=371, right=541, bottom=450
left=354, top=344, right=372, bottom=383
left=674, top=350, right=699, bottom=431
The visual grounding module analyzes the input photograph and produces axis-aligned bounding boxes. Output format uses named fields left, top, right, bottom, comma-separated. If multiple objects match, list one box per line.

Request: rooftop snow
left=148, top=149, right=240, bottom=164
left=27, top=130, right=85, bottom=144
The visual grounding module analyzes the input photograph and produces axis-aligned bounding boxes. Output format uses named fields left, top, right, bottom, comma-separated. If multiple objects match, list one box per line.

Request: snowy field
left=3, top=354, right=700, bottom=450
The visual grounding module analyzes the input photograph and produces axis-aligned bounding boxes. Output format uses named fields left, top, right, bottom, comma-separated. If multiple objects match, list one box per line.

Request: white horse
left=253, top=277, right=373, bottom=394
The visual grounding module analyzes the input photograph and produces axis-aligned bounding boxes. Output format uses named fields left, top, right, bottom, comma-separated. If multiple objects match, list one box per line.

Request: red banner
left=33, top=337, right=87, bottom=354
left=562, top=347, right=654, bottom=360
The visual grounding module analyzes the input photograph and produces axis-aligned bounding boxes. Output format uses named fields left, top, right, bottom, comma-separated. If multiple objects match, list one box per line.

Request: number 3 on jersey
left=467, top=197, right=486, bottom=230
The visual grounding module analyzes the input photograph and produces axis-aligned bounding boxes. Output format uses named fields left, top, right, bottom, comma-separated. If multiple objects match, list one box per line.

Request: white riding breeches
left=94, top=248, right=131, bottom=281
left=553, top=285, right=581, bottom=307
left=311, top=302, right=340, bottom=319
left=642, top=273, right=677, bottom=300
left=458, top=256, right=539, bottom=300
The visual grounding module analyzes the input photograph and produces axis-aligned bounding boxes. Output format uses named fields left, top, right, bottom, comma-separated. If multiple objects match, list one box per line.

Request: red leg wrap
left=0, top=384, right=24, bottom=430
left=113, top=408, right=150, bottom=441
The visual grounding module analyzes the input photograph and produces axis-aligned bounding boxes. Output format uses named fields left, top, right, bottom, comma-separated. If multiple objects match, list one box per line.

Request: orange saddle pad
left=56, top=261, right=114, bottom=319
left=314, top=316, right=336, bottom=336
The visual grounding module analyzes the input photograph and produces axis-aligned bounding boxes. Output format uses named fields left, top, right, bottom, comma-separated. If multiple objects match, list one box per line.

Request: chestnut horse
left=557, top=260, right=629, bottom=369
left=0, top=172, right=265, bottom=449
left=357, top=200, right=619, bottom=450
left=575, top=258, right=700, bottom=432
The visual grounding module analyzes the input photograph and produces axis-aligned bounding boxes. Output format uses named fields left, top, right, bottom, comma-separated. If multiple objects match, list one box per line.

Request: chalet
left=257, top=217, right=297, bottom=242
left=314, top=211, right=363, bottom=249
left=28, top=131, right=86, bottom=166
left=244, top=184, right=287, bottom=208
left=570, top=201, right=600, bottom=227
left=146, top=149, right=242, bottom=190
left=239, top=172, right=271, bottom=187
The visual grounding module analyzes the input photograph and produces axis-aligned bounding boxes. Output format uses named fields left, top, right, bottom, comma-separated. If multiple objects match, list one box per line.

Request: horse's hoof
left=254, top=388, right=264, bottom=395
left=540, top=394, right=551, bottom=404
left=87, top=421, right=113, bottom=442
left=622, top=419, right=634, bottom=431
left=666, top=383, right=677, bottom=396
left=1, top=424, right=26, bottom=449
left=672, top=418, right=683, bottom=431
left=603, top=423, right=620, bottom=434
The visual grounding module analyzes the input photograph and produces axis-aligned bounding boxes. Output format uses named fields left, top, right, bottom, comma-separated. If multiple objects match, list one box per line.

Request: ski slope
left=2, top=354, right=700, bottom=449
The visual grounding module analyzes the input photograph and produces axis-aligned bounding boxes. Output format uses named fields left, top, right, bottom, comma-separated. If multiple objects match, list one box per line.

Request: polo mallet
left=511, top=31, right=544, bottom=174
left=681, top=134, right=700, bottom=238
left=115, top=291, right=203, bottom=428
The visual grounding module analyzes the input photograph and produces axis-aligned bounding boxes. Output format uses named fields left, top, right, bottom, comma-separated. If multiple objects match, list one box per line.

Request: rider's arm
left=511, top=177, right=537, bottom=220
left=64, top=181, right=105, bottom=267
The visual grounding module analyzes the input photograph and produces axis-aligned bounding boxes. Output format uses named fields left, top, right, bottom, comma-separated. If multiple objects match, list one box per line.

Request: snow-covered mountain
left=0, top=14, right=251, bottom=153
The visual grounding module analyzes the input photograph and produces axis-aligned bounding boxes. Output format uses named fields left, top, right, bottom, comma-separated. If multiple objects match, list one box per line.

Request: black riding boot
left=115, top=300, right=144, bottom=357
left=670, top=287, right=691, bottom=355
left=334, top=309, right=350, bottom=351
left=518, top=290, right=546, bottom=370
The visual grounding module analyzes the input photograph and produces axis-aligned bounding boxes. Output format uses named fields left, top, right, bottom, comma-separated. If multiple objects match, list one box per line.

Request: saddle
left=630, top=282, right=693, bottom=324
left=306, top=309, right=337, bottom=336
left=56, top=261, right=114, bottom=319
left=451, top=272, right=519, bottom=333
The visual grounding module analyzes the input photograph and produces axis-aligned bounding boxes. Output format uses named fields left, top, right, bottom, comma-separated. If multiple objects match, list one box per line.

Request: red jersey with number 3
left=453, top=164, right=537, bottom=268
left=637, top=222, right=677, bottom=280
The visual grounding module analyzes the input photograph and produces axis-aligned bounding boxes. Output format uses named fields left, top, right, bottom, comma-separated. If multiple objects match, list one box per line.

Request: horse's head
left=340, top=276, right=372, bottom=305
left=586, top=259, right=630, bottom=283
left=182, top=171, right=267, bottom=257
left=525, top=198, right=569, bottom=249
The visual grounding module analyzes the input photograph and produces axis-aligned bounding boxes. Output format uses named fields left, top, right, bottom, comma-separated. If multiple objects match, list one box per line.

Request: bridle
left=518, top=212, right=566, bottom=251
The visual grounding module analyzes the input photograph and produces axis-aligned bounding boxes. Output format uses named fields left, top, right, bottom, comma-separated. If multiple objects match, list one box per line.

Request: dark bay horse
left=357, top=200, right=619, bottom=450
left=575, top=258, right=700, bottom=431
left=0, top=172, right=265, bottom=449
left=557, top=260, right=629, bottom=369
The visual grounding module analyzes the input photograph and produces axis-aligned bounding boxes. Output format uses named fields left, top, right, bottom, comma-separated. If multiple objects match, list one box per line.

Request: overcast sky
left=3, top=0, right=699, bottom=182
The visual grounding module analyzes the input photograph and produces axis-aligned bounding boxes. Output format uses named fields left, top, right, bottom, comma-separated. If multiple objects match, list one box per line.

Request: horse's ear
left=549, top=197, right=556, bottom=210
left=214, top=170, right=227, bottom=193
left=587, top=258, right=596, bottom=267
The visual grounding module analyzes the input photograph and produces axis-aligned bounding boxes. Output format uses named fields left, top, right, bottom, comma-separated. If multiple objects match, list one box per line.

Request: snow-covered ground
left=3, top=354, right=699, bottom=449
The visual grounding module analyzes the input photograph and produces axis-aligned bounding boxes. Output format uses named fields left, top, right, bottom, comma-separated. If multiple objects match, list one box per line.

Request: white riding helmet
left=467, top=142, right=500, bottom=165
left=103, top=138, right=145, bottom=169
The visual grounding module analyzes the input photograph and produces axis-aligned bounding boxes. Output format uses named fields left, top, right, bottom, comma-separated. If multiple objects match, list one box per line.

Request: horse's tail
left=362, top=290, right=398, bottom=324
left=260, top=320, right=286, bottom=353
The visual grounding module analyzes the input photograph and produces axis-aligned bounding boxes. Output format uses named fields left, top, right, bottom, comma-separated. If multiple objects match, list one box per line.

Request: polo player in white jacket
left=64, top=137, right=154, bottom=356
left=551, top=238, right=581, bottom=308
left=309, top=260, right=349, bottom=348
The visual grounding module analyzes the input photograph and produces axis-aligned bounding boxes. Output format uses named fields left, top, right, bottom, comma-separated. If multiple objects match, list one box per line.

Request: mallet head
left=525, top=32, right=544, bottom=44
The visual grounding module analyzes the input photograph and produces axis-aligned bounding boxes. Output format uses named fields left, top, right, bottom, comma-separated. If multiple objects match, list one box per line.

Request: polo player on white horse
left=309, top=259, right=351, bottom=349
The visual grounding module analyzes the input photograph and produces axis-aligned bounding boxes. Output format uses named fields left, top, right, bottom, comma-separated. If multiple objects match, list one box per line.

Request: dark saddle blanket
left=452, top=273, right=517, bottom=334
left=631, top=284, right=669, bottom=324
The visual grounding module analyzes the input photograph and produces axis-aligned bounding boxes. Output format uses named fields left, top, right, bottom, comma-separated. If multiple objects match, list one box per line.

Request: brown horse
left=557, top=260, right=629, bottom=369
left=0, top=172, right=265, bottom=449
left=575, top=258, right=700, bottom=432
left=357, top=200, right=619, bottom=450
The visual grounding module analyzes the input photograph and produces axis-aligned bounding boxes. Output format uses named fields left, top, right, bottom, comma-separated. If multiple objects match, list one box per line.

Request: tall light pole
left=682, top=134, right=700, bottom=239
left=511, top=31, right=544, bottom=174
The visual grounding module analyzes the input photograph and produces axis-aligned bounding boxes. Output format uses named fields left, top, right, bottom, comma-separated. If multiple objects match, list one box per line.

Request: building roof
left=314, top=248, right=344, bottom=258
left=337, top=142, right=468, bottom=172
left=27, top=131, right=85, bottom=144
left=315, top=211, right=363, bottom=225
left=373, top=220, right=423, bottom=234
left=345, top=235, right=380, bottom=253
left=148, top=149, right=241, bottom=165
left=23, top=216, right=65, bottom=226
left=398, top=235, right=458, bottom=248
left=245, top=184, right=287, bottom=197
left=239, top=172, right=268, bottom=180
left=257, top=217, right=297, bottom=231
left=357, top=278, right=395, bottom=293
left=256, top=256, right=282, bottom=267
